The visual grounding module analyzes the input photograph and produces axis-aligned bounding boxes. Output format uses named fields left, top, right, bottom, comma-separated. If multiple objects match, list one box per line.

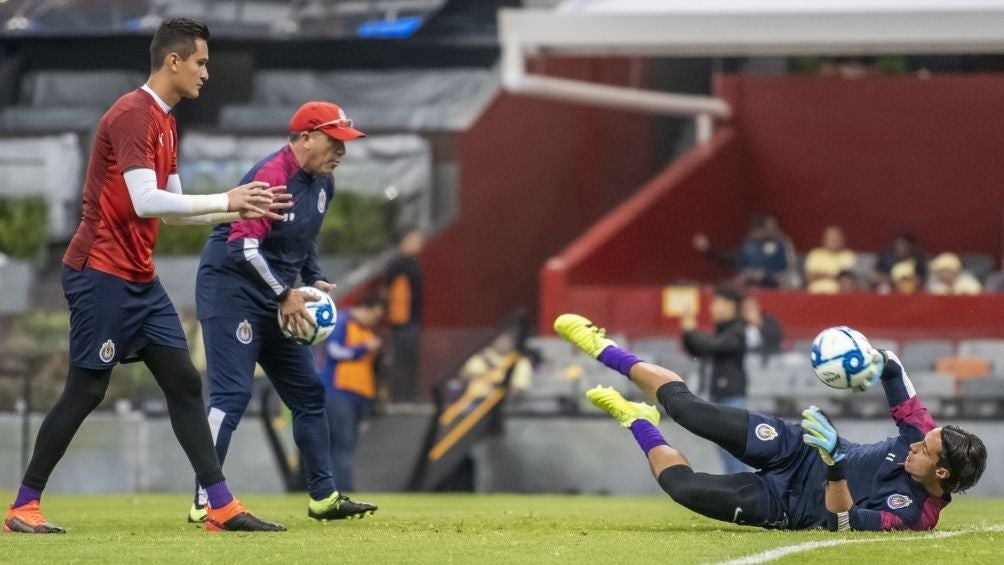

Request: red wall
left=721, top=74, right=1004, bottom=256
left=420, top=59, right=659, bottom=327
left=539, top=128, right=747, bottom=328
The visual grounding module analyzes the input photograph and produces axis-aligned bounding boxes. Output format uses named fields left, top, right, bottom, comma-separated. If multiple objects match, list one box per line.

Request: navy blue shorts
left=742, top=411, right=828, bottom=529
left=200, top=315, right=323, bottom=414
left=63, top=265, right=187, bottom=369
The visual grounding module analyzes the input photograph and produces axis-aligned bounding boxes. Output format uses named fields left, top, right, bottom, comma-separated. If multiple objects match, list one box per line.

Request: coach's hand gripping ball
left=277, top=286, right=337, bottom=346
left=810, top=326, right=885, bottom=392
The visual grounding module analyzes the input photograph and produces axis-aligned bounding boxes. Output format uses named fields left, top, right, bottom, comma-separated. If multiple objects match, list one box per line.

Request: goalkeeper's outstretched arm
left=879, top=351, right=936, bottom=443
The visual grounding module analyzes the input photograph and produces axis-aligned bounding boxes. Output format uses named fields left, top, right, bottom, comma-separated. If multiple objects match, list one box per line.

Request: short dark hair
left=938, top=425, right=987, bottom=494
left=356, top=294, right=385, bottom=310
left=150, top=18, right=209, bottom=70
left=894, top=232, right=917, bottom=245
left=712, top=281, right=743, bottom=307
left=837, top=269, right=858, bottom=281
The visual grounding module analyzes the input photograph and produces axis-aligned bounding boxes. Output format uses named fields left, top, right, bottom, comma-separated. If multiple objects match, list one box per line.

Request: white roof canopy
left=503, top=0, right=1004, bottom=56
left=497, top=0, right=1004, bottom=138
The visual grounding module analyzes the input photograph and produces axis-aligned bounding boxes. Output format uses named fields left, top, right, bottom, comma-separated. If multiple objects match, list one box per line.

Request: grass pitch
left=2, top=492, right=1002, bottom=564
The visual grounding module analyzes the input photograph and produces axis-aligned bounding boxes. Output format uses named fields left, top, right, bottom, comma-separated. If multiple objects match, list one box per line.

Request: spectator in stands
left=459, top=332, right=533, bottom=400
left=984, top=258, right=1004, bottom=293
left=890, top=260, right=922, bottom=295
left=927, top=253, right=982, bottom=295
left=386, top=227, right=425, bottom=401
left=692, top=215, right=793, bottom=289
left=804, top=225, right=856, bottom=294
left=317, top=296, right=384, bottom=492
left=765, top=216, right=802, bottom=289
left=836, top=269, right=859, bottom=293
left=873, top=233, right=928, bottom=291
left=680, top=282, right=747, bottom=473
left=740, top=295, right=783, bottom=367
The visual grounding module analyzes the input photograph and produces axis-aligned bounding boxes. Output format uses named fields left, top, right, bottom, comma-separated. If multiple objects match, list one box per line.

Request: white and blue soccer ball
left=277, top=286, right=337, bottom=346
left=810, top=326, right=882, bottom=391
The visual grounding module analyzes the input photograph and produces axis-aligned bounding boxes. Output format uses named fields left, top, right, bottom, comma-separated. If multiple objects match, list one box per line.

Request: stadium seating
left=218, top=69, right=497, bottom=132
left=899, top=339, right=954, bottom=372
left=527, top=334, right=1004, bottom=419
left=954, top=378, right=1004, bottom=419
left=1, top=70, right=144, bottom=132
left=961, top=253, right=995, bottom=283
left=868, top=337, right=899, bottom=355
left=789, top=339, right=813, bottom=356
left=957, top=339, right=1004, bottom=374
left=851, top=252, right=877, bottom=281
left=630, top=337, right=679, bottom=358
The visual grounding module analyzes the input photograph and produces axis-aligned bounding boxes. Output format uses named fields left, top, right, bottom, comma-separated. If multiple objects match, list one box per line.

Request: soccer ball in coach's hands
left=810, top=326, right=884, bottom=392
left=277, top=286, right=337, bottom=346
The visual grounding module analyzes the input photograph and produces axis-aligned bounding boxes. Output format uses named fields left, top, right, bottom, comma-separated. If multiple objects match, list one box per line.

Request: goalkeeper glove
left=801, top=405, right=846, bottom=466
left=851, top=348, right=886, bottom=392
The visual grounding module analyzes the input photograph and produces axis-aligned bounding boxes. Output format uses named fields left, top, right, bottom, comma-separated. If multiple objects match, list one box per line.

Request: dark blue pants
left=198, top=315, right=335, bottom=501
left=325, top=390, right=370, bottom=492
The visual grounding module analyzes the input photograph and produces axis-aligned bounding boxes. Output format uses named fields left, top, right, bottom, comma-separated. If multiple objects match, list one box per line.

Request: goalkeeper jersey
left=825, top=352, right=950, bottom=531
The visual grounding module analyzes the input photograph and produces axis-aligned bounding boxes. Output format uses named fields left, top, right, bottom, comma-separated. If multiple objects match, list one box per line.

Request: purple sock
left=204, top=481, right=234, bottom=509
left=630, top=420, right=669, bottom=455
left=597, top=345, right=642, bottom=378
left=13, top=484, right=42, bottom=507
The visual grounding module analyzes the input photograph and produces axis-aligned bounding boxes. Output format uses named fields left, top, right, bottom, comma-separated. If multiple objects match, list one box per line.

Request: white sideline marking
left=711, top=525, right=1004, bottom=565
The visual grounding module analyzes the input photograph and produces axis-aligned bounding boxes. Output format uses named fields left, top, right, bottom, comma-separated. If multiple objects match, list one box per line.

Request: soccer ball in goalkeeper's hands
left=810, top=326, right=884, bottom=391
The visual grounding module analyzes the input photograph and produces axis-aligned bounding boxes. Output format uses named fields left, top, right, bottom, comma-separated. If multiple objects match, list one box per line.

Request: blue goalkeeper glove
left=801, top=405, right=846, bottom=466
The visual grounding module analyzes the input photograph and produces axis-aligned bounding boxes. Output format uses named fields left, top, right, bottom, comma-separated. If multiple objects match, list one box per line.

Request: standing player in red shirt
left=4, top=19, right=289, bottom=534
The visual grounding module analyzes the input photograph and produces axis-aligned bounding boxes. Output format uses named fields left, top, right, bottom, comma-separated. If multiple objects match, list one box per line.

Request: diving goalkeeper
left=555, top=314, right=986, bottom=531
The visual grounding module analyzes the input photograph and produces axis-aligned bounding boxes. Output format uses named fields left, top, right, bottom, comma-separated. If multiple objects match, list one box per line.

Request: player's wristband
left=827, top=460, right=846, bottom=482
left=276, top=286, right=291, bottom=303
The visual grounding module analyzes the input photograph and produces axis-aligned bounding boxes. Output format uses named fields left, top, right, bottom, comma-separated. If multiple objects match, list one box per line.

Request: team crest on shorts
left=318, top=191, right=327, bottom=213
left=98, top=339, right=115, bottom=363
left=887, top=494, right=913, bottom=509
left=755, top=423, right=778, bottom=441
left=236, top=319, right=253, bottom=344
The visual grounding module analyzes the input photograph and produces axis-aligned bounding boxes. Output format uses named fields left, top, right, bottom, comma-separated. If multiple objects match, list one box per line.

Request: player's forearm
left=162, top=212, right=242, bottom=225
left=124, top=168, right=229, bottom=218
left=880, top=354, right=912, bottom=406
left=824, top=479, right=854, bottom=513
left=227, top=238, right=287, bottom=298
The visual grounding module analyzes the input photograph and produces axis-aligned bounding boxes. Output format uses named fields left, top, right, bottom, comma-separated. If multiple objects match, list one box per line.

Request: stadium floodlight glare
left=499, top=0, right=1004, bottom=141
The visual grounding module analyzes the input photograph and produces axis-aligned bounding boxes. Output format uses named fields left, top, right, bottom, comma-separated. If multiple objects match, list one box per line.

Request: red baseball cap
left=288, top=101, right=365, bottom=141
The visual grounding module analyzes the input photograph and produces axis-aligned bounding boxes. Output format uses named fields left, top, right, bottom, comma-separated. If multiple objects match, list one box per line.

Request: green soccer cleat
left=188, top=503, right=207, bottom=524
left=586, top=385, right=660, bottom=428
left=554, top=314, right=616, bottom=358
left=308, top=492, right=377, bottom=521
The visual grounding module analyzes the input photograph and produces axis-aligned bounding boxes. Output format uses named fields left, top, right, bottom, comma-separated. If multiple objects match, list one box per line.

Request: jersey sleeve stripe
left=242, top=238, right=285, bottom=295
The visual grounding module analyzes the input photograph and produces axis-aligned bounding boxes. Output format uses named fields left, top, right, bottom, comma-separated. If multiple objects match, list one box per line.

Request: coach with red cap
left=188, top=101, right=377, bottom=523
